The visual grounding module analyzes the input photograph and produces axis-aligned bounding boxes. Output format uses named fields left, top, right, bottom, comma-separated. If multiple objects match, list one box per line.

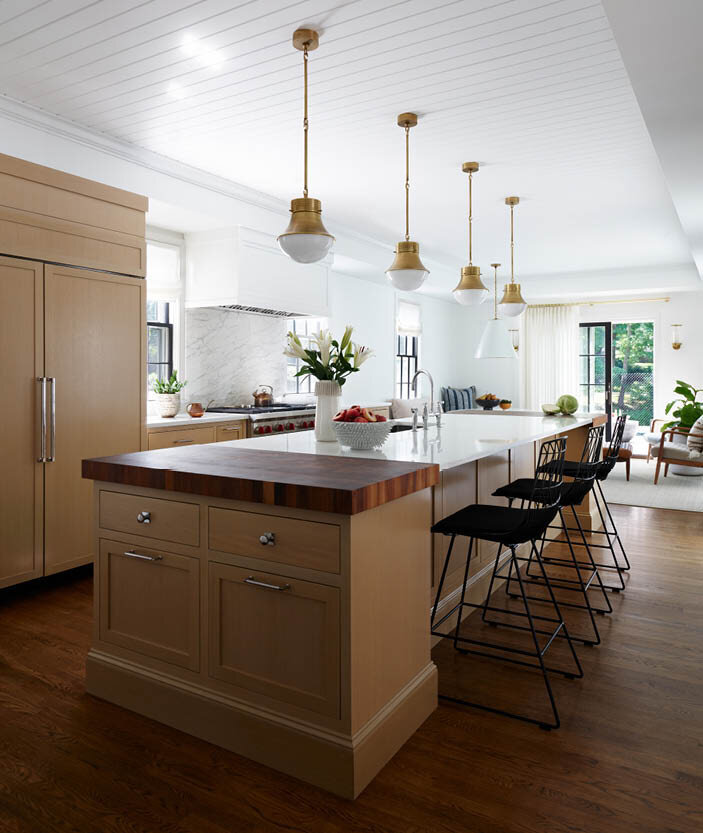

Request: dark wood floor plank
left=0, top=506, right=701, bottom=833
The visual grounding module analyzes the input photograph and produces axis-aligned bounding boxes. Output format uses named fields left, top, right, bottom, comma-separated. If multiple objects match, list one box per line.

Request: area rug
left=601, top=458, right=703, bottom=512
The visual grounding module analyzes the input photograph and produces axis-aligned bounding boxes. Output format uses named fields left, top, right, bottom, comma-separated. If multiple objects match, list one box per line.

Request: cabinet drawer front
left=215, top=424, right=245, bottom=442
left=99, top=539, right=199, bottom=671
left=209, top=562, right=340, bottom=717
left=209, top=507, right=340, bottom=573
left=148, top=426, right=215, bottom=450
left=100, top=490, right=200, bottom=547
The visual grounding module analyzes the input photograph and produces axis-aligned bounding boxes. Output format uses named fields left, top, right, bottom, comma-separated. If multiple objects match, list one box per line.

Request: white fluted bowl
left=333, top=420, right=392, bottom=450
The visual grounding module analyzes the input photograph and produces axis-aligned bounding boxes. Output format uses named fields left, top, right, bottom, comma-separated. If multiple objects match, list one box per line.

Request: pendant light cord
left=303, top=44, right=309, bottom=198
left=510, top=203, right=515, bottom=284
left=468, top=170, right=473, bottom=265
left=493, top=264, right=498, bottom=319
left=404, top=124, right=410, bottom=241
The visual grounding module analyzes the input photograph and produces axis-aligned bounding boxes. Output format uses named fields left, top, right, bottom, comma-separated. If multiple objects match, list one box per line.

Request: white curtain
left=521, top=305, right=580, bottom=410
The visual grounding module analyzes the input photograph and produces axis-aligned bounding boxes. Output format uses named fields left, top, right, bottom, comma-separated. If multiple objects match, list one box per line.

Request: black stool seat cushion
left=431, top=503, right=558, bottom=546
left=563, top=458, right=614, bottom=481
left=493, top=478, right=591, bottom=507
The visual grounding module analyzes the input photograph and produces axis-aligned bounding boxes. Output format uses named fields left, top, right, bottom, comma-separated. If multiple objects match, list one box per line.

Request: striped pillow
left=687, top=415, right=703, bottom=458
left=442, top=386, right=476, bottom=412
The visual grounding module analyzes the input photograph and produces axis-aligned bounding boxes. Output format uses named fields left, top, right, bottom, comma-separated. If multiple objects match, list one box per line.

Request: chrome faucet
left=411, top=369, right=441, bottom=427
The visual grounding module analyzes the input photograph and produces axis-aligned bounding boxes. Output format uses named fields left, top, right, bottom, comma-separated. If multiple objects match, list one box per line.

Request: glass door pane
left=579, top=322, right=612, bottom=437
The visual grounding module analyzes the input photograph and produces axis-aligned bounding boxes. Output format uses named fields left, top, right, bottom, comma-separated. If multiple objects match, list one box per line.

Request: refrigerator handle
left=47, top=377, right=56, bottom=462
left=37, top=377, right=47, bottom=463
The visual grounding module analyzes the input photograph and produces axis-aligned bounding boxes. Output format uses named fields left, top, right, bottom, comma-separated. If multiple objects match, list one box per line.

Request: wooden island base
left=84, top=479, right=437, bottom=799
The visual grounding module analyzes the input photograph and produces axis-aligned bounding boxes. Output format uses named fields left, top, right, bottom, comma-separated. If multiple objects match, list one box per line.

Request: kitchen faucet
left=411, top=369, right=442, bottom=428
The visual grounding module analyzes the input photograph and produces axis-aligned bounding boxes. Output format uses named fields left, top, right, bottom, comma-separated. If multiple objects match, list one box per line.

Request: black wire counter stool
left=491, top=424, right=610, bottom=647
left=542, top=415, right=630, bottom=593
left=430, top=438, right=583, bottom=731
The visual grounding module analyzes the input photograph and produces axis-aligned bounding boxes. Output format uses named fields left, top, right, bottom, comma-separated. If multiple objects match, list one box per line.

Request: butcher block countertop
left=82, top=443, right=439, bottom=515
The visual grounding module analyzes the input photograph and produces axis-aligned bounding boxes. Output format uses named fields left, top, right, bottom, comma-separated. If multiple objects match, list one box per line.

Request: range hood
left=186, top=226, right=330, bottom=317
left=215, top=304, right=304, bottom=318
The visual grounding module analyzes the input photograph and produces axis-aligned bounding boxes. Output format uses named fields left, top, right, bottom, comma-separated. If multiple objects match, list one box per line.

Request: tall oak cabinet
left=0, top=153, right=147, bottom=589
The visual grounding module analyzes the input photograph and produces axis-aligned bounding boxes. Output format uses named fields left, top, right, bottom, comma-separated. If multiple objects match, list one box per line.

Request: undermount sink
left=390, top=423, right=412, bottom=433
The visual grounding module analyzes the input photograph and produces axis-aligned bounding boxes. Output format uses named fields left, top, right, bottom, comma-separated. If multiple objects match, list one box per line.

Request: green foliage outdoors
left=152, top=370, right=187, bottom=394
left=612, top=322, right=654, bottom=426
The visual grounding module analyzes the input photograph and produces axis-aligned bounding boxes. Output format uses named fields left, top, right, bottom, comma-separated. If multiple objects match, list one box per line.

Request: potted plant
left=662, top=380, right=703, bottom=432
left=284, top=326, right=374, bottom=442
left=152, top=370, right=187, bottom=418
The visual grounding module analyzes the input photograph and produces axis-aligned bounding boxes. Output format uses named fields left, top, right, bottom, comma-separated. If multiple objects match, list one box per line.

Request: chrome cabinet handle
left=259, top=532, right=276, bottom=546
left=123, top=550, right=163, bottom=562
left=243, top=576, right=290, bottom=592
left=47, top=377, right=56, bottom=462
left=220, top=427, right=240, bottom=432
left=136, top=511, right=151, bottom=524
left=173, top=439, right=194, bottom=444
left=37, top=377, right=47, bottom=462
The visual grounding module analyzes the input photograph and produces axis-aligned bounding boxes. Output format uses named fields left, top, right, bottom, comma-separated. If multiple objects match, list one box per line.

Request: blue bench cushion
left=442, top=386, right=476, bottom=412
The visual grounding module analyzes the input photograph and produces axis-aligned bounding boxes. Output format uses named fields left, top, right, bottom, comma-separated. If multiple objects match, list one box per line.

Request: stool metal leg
left=431, top=534, right=456, bottom=631
left=453, top=538, right=474, bottom=650
left=595, top=479, right=631, bottom=570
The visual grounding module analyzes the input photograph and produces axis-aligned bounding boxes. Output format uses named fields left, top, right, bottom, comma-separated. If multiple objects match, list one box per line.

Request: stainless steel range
left=207, top=403, right=316, bottom=438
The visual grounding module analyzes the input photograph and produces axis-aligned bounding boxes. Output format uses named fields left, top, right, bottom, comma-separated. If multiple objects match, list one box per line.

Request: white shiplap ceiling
left=0, top=0, right=695, bottom=292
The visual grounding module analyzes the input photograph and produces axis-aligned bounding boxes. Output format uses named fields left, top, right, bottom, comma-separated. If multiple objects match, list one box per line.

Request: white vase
left=314, top=381, right=341, bottom=442
left=155, top=393, right=181, bottom=418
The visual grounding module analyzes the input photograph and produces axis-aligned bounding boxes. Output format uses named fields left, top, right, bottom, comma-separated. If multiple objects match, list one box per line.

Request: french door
left=579, top=322, right=612, bottom=438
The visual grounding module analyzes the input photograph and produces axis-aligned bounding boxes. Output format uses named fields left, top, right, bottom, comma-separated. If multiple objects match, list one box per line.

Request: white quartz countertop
left=147, top=412, right=248, bottom=428
left=229, top=412, right=597, bottom=470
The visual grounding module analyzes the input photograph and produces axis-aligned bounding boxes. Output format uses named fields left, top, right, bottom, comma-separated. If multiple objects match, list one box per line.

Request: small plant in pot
left=152, top=370, right=187, bottom=418
left=662, top=380, right=703, bottom=432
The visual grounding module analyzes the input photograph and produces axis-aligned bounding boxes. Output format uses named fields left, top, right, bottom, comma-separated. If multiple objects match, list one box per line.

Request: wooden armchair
left=653, top=427, right=703, bottom=484
left=646, top=419, right=668, bottom=462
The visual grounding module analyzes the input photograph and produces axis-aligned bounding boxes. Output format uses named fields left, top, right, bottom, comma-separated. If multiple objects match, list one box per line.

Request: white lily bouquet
left=284, top=326, right=374, bottom=388
left=284, top=326, right=374, bottom=442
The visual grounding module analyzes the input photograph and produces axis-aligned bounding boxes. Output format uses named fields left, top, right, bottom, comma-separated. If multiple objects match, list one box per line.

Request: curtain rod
left=528, top=296, right=670, bottom=308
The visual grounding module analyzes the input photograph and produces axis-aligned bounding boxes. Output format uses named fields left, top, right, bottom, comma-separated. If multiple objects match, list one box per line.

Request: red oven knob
left=275, top=424, right=284, bottom=432
left=264, top=425, right=272, bottom=434
left=311, top=419, right=315, bottom=428
left=286, top=422, right=295, bottom=431
left=254, top=426, right=263, bottom=434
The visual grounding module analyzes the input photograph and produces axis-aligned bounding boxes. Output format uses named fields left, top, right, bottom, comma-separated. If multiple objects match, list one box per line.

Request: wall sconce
left=509, top=328, right=519, bottom=353
left=671, top=323, right=682, bottom=350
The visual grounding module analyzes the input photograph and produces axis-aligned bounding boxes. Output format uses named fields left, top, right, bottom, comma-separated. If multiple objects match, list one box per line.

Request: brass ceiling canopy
left=386, top=112, right=428, bottom=291
left=453, top=162, right=488, bottom=305
left=499, top=196, right=527, bottom=316
left=277, top=29, right=334, bottom=264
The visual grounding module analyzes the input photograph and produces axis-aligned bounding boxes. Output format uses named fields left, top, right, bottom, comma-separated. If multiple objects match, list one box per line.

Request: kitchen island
left=82, top=411, right=602, bottom=798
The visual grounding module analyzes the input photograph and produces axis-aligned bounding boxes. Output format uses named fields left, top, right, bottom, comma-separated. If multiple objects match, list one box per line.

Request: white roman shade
left=397, top=299, right=422, bottom=336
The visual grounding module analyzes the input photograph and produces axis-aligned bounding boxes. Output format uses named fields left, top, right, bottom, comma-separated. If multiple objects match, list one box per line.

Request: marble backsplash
left=185, top=307, right=289, bottom=406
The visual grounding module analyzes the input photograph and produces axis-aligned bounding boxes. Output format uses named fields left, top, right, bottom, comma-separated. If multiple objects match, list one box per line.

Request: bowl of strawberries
left=332, top=406, right=392, bottom=449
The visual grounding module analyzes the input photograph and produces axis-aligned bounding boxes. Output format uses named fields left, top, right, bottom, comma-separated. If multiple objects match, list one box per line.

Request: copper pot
left=253, top=385, right=274, bottom=407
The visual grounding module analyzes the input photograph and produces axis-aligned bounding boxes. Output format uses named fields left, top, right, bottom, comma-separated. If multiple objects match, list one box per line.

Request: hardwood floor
left=0, top=505, right=701, bottom=833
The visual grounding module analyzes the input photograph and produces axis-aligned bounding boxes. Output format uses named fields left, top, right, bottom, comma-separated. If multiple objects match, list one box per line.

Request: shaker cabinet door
left=208, top=562, right=340, bottom=717
left=98, top=539, right=200, bottom=671
left=0, top=256, right=44, bottom=588
left=44, top=264, right=144, bottom=574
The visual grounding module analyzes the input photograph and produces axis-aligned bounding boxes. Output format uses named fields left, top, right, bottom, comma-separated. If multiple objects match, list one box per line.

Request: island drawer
left=99, top=490, right=200, bottom=547
left=208, top=562, right=340, bottom=717
left=208, top=508, right=340, bottom=573
left=148, top=426, right=216, bottom=450
left=98, top=539, right=200, bottom=671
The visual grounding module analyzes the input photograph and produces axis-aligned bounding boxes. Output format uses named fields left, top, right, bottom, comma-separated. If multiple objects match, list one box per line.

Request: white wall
left=579, top=291, right=703, bottom=421
left=326, top=271, right=473, bottom=406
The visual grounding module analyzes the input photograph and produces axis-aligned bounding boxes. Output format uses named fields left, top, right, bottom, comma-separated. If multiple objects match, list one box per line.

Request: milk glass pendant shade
left=476, top=263, right=518, bottom=359
left=453, top=162, right=488, bottom=305
left=277, top=29, right=334, bottom=264
left=386, top=113, right=428, bottom=290
left=499, top=196, right=527, bottom=317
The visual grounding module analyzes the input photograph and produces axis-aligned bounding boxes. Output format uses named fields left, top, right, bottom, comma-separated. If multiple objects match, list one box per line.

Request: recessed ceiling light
left=180, top=32, right=198, bottom=57
left=180, top=32, right=224, bottom=68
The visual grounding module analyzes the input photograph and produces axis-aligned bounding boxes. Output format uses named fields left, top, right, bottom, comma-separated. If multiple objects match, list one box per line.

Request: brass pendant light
left=453, top=162, right=488, bottom=305
left=499, top=196, right=527, bottom=317
left=475, top=263, right=517, bottom=359
left=386, top=113, right=428, bottom=290
left=277, top=29, right=335, bottom=264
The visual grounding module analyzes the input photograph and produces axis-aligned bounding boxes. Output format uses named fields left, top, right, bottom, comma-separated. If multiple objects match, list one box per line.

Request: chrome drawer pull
left=123, top=550, right=163, bottom=562
left=244, top=576, right=290, bottom=592
left=220, top=427, right=240, bottom=432
left=259, top=532, right=276, bottom=546
left=122, top=550, right=163, bottom=561
left=173, top=439, right=194, bottom=444
left=37, top=377, right=47, bottom=462
left=136, top=511, right=151, bottom=524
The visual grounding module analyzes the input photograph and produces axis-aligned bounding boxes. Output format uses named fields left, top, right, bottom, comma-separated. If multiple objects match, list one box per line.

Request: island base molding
left=86, top=651, right=437, bottom=799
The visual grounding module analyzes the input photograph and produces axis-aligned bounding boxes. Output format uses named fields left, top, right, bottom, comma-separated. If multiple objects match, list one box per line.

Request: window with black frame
left=147, top=300, right=173, bottom=389
left=396, top=334, right=419, bottom=399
